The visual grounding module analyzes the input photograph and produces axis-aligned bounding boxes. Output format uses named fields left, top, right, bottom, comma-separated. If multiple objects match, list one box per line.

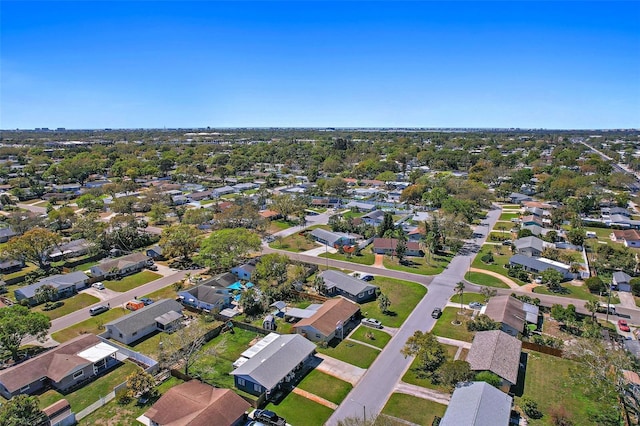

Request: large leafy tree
left=0, top=394, right=47, bottom=426
left=255, top=253, right=289, bottom=286
left=2, top=227, right=61, bottom=269
left=159, top=224, right=201, bottom=261
left=196, top=228, right=261, bottom=271
left=0, top=305, right=50, bottom=361
left=401, top=331, right=445, bottom=374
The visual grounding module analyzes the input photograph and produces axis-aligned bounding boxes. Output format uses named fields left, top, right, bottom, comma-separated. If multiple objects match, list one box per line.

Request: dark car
left=431, top=308, right=442, bottom=319
left=139, top=297, right=154, bottom=306
left=89, top=305, right=109, bottom=316
left=360, top=274, right=374, bottom=281
left=253, top=409, right=286, bottom=426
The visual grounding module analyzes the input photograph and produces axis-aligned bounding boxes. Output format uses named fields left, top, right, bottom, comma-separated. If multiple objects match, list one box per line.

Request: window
left=368, top=289, right=374, bottom=294
left=315, top=334, right=321, bottom=338
left=73, top=370, right=84, bottom=379
left=237, top=378, right=245, bottom=386
left=254, top=383, right=262, bottom=392
left=358, top=293, right=364, bottom=298
left=132, top=331, right=137, bottom=336
left=119, top=333, right=123, bottom=338
left=19, top=385, right=30, bottom=392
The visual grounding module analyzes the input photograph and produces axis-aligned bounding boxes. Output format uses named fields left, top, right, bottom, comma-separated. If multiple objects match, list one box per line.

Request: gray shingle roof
left=106, top=299, right=183, bottom=335
left=310, top=228, right=343, bottom=244
left=319, top=270, right=378, bottom=297
left=440, top=381, right=512, bottom=426
left=230, top=334, right=315, bottom=391
left=509, top=254, right=568, bottom=274
left=467, top=330, right=522, bottom=384
left=513, top=236, right=545, bottom=252
left=16, top=271, right=89, bottom=299
left=613, top=271, right=632, bottom=285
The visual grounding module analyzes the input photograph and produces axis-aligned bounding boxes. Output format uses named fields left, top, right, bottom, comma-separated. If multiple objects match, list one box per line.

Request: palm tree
left=455, top=281, right=466, bottom=313
left=584, top=300, right=599, bottom=321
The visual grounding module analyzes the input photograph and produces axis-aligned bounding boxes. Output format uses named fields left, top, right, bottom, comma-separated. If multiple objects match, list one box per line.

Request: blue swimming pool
left=228, top=281, right=254, bottom=290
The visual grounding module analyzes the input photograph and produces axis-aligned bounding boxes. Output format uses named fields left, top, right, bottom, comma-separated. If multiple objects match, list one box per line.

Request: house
left=440, top=381, right=513, bottom=426
left=482, top=295, right=526, bottom=336
left=509, top=192, right=532, bottom=205
left=361, top=210, right=386, bottom=226
left=232, top=262, right=256, bottom=281
left=142, top=381, right=250, bottom=426
left=611, top=229, right=640, bottom=248
left=15, top=271, right=90, bottom=305
left=230, top=333, right=315, bottom=397
left=47, top=239, right=94, bottom=261
left=233, top=182, right=258, bottom=192
left=372, top=238, right=423, bottom=257
left=43, top=399, right=75, bottom=426
left=0, top=334, right=120, bottom=399
left=513, top=236, right=550, bottom=257
left=309, top=228, right=356, bottom=248
left=259, top=209, right=282, bottom=220
left=146, top=245, right=165, bottom=260
left=509, top=254, right=574, bottom=280
left=466, top=330, right=522, bottom=387
left=91, top=252, right=151, bottom=279
left=520, top=215, right=543, bottom=227
left=292, top=297, right=360, bottom=342
left=0, top=258, right=24, bottom=274
left=187, top=190, right=214, bottom=202
left=105, top=299, right=184, bottom=344
left=407, top=227, right=425, bottom=242
left=613, top=271, right=632, bottom=292
left=345, top=201, right=376, bottom=212
left=0, top=227, right=17, bottom=243
left=178, top=284, right=232, bottom=313
left=212, top=186, right=237, bottom=197
left=201, top=272, right=238, bottom=289
left=319, top=270, right=378, bottom=303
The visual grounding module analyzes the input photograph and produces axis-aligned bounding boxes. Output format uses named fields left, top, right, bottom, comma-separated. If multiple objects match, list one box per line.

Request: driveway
left=394, top=382, right=451, bottom=405
left=313, top=353, right=366, bottom=386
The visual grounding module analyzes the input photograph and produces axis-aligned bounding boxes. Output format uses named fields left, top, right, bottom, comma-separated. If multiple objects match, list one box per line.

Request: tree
left=161, top=318, right=211, bottom=376
left=76, top=193, right=104, bottom=212
left=584, top=300, right=599, bottom=321
left=566, top=228, right=586, bottom=246
left=521, top=397, right=543, bottom=419
left=541, top=269, right=563, bottom=292
left=475, top=371, right=502, bottom=387
left=148, top=203, right=171, bottom=225
left=0, top=305, right=50, bottom=361
left=436, top=360, right=474, bottom=387
left=196, top=228, right=261, bottom=271
left=0, top=394, right=47, bottom=426
left=378, top=293, right=391, bottom=313
left=466, top=314, right=500, bottom=332
left=34, top=284, right=57, bottom=304
left=313, top=276, right=326, bottom=294
left=255, top=253, right=289, bottom=286
left=159, top=224, right=202, bottom=261
left=270, top=194, right=307, bottom=222
left=401, top=331, right=445, bottom=373
left=585, top=276, right=606, bottom=293
left=126, top=370, right=155, bottom=398
left=239, top=287, right=264, bottom=316
left=455, top=281, right=465, bottom=313
left=630, top=277, right=640, bottom=297
left=394, top=238, right=407, bottom=262
left=480, top=287, right=497, bottom=302
left=2, top=228, right=62, bottom=269
left=377, top=212, right=395, bottom=238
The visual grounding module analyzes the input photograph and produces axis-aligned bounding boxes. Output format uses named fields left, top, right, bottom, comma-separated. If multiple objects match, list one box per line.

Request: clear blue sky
left=1, top=1, right=639, bottom=129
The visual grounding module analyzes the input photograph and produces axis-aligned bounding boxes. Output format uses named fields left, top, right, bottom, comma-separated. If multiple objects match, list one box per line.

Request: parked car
left=139, top=297, right=154, bottom=306
left=146, top=264, right=158, bottom=271
left=534, top=276, right=543, bottom=284
left=252, top=409, right=286, bottom=426
left=89, top=305, right=109, bottom=316
left=360, top=274, right=374, bottom=282
left=618, top=319, right=631, bottom=332
left=92, top=282, right=105, bottom=290
left=502, top=239, right=512, bottom=246
left=361, top=318, right=383, bottom=329
left=431, top=308, right=442, bottom=319
left=469, top=302, right=483, bottom=309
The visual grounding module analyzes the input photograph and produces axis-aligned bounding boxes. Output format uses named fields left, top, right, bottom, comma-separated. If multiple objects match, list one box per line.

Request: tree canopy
left=0, top=305, right=50, bottom=361
left=196, top=228, right=261, bottom=271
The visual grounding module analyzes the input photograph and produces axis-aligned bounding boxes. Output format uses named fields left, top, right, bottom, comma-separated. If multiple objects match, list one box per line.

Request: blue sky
left=1, top=1, right=639, bottom=129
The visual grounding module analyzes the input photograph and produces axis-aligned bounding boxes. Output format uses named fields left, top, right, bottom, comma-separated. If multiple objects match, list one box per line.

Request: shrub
left=467, top=314, right=500, bottom=332
left=549, top=405, right=573, bottom=426
left=475, top=371, right=501, bottom=387
left=116, top=390, right=132, bottom=405
left=521, top=397, right=543, bottom=419
left=480, top=253, right=494, bottom=264
left=42, top=301, right=64, bottom=311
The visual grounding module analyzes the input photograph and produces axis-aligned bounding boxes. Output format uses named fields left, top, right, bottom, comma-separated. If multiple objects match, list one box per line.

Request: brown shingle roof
left=467, top=330, right=522, bottom=385
left=0, top=334, right=101, bottom=392
left=484, top=295, right=525, bottom=332
left=144, top=381, right=250, bottom=426
left=293, top=297, right=360, bottom=336
left=373, top=238, right=421, bottom=252
left=94, top=252, right=149, bottom=274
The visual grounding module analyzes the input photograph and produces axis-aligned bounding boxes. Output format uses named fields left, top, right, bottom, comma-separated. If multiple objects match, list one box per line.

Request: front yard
left=265, top=392, right=334, bottom=426
left=466, top=271, right=510, bottom=288
left=430, top=307, right=475, bottom=342
left=381, top=393, right=446, bottom=426
left=51, top=307, right=128, bottom=343
left=401, top=344, right=459, bottom=392
left=472, top=244, right=526, bottom=285
left=103, top=271, right=162, bottom=292
left=348, top=326, right=392, bottom=349
left=296, top=369, right=352, bottom=405
left=383, top=252, right=453, bottom=275
left=315, top=339, right=380, bottom=369
left=358, top=276, right=427, bottom=328
left=34, top=293, right=100, bottom=320
left=38, top=361, right=141, bottom=413
left=318, top=247, right=375, bottom=265
left=532, top=282, right=598, bottom=301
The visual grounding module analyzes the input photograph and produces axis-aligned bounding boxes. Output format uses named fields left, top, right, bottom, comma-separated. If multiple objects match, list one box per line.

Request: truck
left=597, top=302, right=616, bottom=315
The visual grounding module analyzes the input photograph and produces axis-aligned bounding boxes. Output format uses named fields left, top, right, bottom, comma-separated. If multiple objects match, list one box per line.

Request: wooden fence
left=522, top=341, right=563, bottom=358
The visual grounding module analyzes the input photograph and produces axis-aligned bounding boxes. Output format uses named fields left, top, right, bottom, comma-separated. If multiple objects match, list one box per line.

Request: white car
left=469, top=302, right=483, bottom=309
left=92, top=282, right=105, bottom=290
left=361, top=318, right=383, bottom=329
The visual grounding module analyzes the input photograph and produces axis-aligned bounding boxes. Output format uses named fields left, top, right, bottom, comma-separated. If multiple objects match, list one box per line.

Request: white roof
left=240, top=332, right=280, bottom=359
left=77, top=342, right=119, bottom=363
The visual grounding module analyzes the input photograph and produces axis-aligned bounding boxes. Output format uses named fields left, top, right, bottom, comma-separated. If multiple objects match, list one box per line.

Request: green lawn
left=4, top=263, right=38, bottom=283
left=190, top=328, right=261, bottom=389
left=143, top=284, right=178, bottom=300
left=358, top=276, right=427, bottom=328
left=516, top=351, right=613, bottom=426
left=38, top=361, right=141, bottom=413
left=499, top=212, right=520, bottom=221
left=103, top=271, right=161, bottom=292
left=584, top=226, right=613, bottom=240
left=472, top=244, right=526, bottom=285
left=383, top=253, right=453, bottom=275
left=466, top=271, right=511, bottom=288
left=342, top=210, right=367, bottom=219
left=34, top=293, right=100, bottom=320
left=381, top=393, right=446, bottom=426
left=316, top=340, right=380, bottom=369
left=402, top=344, right=459, bottom=392
left=51, top=307, right=129, bottom=343
left=430, top=307, right=475, bottom=342
left=296, top=369, right=352, bottom=404
left=349, top=326, right=392, bottom=349
left=500, top=204, right=522, bottom=209
left=319, top=248, right=375, bottom=265
left=72, top=260, right=100, bottom=272
left=265, top=392, right=334, bottom=426
left=450, top=292, right=487, bottom=305
left=533, top=283, right=597, bottom=301
left=271, top=219, right=296, bottom=230
left=270, top=232, right=318, bottom=252
left=78, top=377, right=183, bottom=426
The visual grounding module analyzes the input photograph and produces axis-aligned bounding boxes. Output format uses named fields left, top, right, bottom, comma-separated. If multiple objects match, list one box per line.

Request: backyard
left=358, top=276, right=427, bottom=328
left=381, top=393, right=446, bottom=425
left=103, top=271, right=162, bottom=292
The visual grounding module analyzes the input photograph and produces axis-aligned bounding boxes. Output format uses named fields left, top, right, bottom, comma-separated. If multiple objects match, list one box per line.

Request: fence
left=292, top=290, right=328, bottom=303
left=97, top=335, right=159, bottom=373
left=521, top=341, right=563, bottom=358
